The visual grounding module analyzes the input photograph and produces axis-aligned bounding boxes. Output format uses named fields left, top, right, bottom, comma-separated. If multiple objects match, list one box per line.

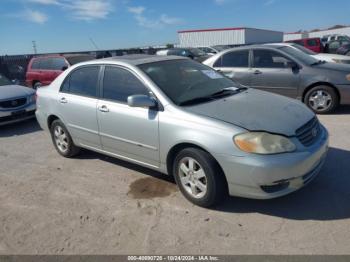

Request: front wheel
left=50, top=120, right=80, bottom=157
left=173, top=148, right=228, bottom=207
left=304, top=85, right=339, bottom=114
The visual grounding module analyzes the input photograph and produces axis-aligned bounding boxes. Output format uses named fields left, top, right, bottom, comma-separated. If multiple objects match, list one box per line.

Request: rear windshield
left=0, top=74, right=11, bottom=86
left=65, top=55, right=95, bottom=65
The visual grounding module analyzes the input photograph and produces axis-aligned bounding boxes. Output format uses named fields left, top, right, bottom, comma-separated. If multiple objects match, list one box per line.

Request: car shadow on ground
left=0, top=119, right=41, bottom=138
left=77, top=147, right=350, bottom=221
left=333, top=105, right=350, bottom=114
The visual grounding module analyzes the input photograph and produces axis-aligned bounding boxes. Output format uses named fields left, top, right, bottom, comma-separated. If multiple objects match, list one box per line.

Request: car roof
left=100, top=54, right=188, bottom=66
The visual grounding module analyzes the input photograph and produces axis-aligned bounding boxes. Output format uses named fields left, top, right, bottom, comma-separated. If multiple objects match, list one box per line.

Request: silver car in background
left=36, top=55, right=329, bottom=207
left=0, top=73, right=36, bottom=126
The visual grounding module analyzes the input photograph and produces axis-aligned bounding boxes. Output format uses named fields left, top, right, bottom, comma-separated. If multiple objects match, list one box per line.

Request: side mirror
left=12, top=79, right=20, bottom=85
left=287, top=61, right=299, bottom=70
left=61, top=66, right=68, bottom=71
left=127, top=95, right=157, bottom=108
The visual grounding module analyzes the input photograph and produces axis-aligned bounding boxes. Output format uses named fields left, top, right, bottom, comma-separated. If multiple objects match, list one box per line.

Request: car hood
left=314, top=53, right=350, bottom=60
left=313, top=61, right=350, bottom=72
left=0, top=85, right=35, bottom=100
left=185, top=89, right=315, bottom=136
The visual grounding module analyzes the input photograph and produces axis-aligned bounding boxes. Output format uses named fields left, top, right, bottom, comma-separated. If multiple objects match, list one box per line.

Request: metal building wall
left=178, top=29, right=246, bottom=47
left=245, top=28, right=283, bottom=44
left=308, top=27, right=350, bottom=38
left=283, top=32, right=308, bottom=41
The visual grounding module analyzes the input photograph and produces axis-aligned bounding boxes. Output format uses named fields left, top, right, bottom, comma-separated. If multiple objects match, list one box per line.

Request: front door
left=250, top=49, right=300, bottom=98
left=97, top=65, right=160, bottom=168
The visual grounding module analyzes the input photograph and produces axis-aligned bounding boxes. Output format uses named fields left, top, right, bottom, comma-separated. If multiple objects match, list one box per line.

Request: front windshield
left=138, top=59, right=240, bottom=105
left=279, top=46, right=319, bottom=65
left=291, top=44, right=316, bottom=55
left=0, top=74, right=11, bottom=86
left=189, top=48, right=206, bottom=56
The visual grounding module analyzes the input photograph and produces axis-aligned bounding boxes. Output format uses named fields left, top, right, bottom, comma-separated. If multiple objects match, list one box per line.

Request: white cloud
left=128, top=6, right=145, bottom=15
left=27, top=0, right=59, bottom=4
left=24, top=9, right=48, bottom=24
left=264, top=0, right=276, bottom=5
left=66, top=0, right=112, bottom=20
left=25, top=0, right=112, bottom=21
left=128, top=6, right=183, bottom=29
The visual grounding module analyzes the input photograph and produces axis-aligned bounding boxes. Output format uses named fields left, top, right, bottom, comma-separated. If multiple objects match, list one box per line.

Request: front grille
left=0, top=110, right=35, bottom=123
left=0, top=98, right=27, bottom=109
left=295, top=117, right=321, bottom=147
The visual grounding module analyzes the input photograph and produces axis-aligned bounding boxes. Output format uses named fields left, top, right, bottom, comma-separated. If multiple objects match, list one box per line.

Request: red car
left=25, top=54, right=95, bottom=89
left=286, top=37, right=324, bottom=53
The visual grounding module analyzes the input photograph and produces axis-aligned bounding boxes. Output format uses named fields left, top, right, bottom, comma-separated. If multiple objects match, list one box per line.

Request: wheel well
left=166, top=143, right=228, bottom=187
left=47, top=115, right=59, bottom=129
left=302, top=82, right=340, bottom=102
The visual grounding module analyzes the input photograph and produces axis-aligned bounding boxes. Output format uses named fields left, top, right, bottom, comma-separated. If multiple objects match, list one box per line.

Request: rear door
left=97, top=65, right=160, bottom=167
left=58, top=65, right=101, bottom=149
left=212, top=49, right=252, bottom=86
left=250, top=49, right=300, bottom=98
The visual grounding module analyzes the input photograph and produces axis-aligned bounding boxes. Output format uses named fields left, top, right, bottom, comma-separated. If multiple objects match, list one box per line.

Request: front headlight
left=234, top=132, right=296, bottom=154
left=28, top=94, right=36, bottom=103
left=346, top=74, right=350, bottom=81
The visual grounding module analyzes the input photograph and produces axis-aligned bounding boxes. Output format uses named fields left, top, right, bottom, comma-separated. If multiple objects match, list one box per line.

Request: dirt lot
left=0, top=107, right=350, bottom=255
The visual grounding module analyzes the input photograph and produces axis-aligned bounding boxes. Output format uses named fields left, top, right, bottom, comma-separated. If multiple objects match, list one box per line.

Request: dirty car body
left=36, top=55, right=328, bottom=206
left=0, top=73, right=36, bottom=126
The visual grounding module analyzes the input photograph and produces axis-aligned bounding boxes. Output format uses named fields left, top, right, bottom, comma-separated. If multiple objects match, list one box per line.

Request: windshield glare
left=291, top=44, right=316, bottom=55
left=138, top=59, right=239, bottom=105
left=279, top=46, right=319, bottom=65
left=0, top=74, right=11, bottom=86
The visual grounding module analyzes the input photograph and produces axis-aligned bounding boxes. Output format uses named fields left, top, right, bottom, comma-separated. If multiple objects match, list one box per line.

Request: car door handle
left=59, top=97, right=67, bottom=104
left=254, top=70, right=262, bottom=75
left=98, top=105, right=109, bottom=113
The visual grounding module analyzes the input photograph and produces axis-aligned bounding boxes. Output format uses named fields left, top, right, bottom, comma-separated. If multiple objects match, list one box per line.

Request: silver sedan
left=35, top=55, right=329, bottom=207
left=0, top=74, right=36, bottom=126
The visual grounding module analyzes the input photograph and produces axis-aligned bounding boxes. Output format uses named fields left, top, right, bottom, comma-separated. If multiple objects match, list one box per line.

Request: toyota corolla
left=35, top=55, right=329, bottom=207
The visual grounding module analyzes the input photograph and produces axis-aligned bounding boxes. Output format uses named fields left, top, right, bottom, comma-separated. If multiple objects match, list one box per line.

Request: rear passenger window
left=40, top=59, right=52, bottom=70
left=253, top=50, right=292, bottom=68
left=102, top=66, right=149, bottom=103
left=215, top=50, right=249, bottom=68
left=307, top=39, right=317, bottom=46
left=50, top=58, right=68, bottom=70
left=31, top=60, right=41, bottom=70
left=61, top=66, right=99, bottom=97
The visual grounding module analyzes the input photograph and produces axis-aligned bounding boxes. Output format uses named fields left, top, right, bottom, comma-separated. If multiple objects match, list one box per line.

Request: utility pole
left=89, top=37, right=99, bottom=50
left=32, top=41, right=37, bottom=54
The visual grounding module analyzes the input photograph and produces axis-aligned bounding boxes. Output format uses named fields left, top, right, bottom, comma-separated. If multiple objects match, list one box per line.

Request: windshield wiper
left=310, top=60, right=326, bottom=66
left=178, top=87, right=246, bottom=106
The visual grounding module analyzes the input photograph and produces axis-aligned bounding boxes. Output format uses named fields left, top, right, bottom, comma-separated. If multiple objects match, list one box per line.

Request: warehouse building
left=178, top=27, right=283, bottom=47
left=283, top=26, right=350, bottom=41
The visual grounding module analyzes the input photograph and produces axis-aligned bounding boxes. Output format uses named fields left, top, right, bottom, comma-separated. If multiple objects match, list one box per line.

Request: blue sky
left=0, top=0, right=349, bottom=55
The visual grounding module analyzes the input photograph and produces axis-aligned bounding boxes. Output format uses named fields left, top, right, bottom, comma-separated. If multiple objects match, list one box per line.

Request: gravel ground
left=0, top=107, right=349, bottom=255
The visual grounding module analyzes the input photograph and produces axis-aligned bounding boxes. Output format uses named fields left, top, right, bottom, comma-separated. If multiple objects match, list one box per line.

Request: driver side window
left=102, top=66, right=150, bottom=103
left=253, top=50, right=292, bottom=68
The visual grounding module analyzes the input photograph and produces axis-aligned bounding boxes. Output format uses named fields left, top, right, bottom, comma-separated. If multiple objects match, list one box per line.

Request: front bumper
left=0, top=103, right=36, bottom=126
left=336, top=84, right=350, bottom=105
left=214, top=126, right=329, bottom=199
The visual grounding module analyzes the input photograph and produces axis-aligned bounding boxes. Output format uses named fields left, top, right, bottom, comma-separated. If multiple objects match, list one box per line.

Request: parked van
left=25, top=54, right=94, bottom=89
left=286, top=38, right=323, bottom=53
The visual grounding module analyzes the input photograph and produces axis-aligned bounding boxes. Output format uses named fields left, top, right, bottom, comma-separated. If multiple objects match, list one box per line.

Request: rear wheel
left=50, top=120, right=80, bottom=157
left=173, top=148, right=227, bottom=207
left=304, top=85, right=339, bottom=114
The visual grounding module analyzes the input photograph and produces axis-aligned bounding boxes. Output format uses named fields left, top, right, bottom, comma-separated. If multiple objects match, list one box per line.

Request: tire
left=33, top=82, right=42, bottom=90
left=304, top=85, right=339, bottom=114
left=173, top=148, right=227, bottom=207
left=50, top=119, right=80, bottom=158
